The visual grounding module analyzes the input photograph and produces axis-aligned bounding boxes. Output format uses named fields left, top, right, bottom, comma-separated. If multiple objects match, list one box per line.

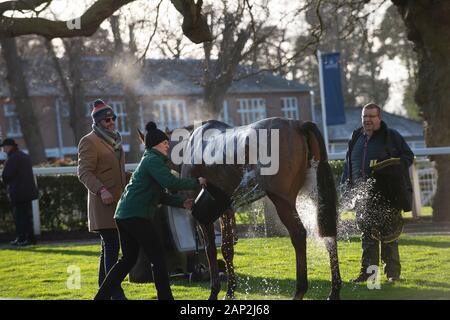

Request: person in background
left=94, top=121, right=207, bottom=300
left=341, top=103, right=414, bottom=283
left=1, top=138, right=38, bottom=246
left=78, top=99, right=130, bottom=300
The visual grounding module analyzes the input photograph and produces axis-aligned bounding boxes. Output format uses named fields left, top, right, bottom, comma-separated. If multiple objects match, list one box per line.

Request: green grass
left=0, top=235, right=449, bottom=300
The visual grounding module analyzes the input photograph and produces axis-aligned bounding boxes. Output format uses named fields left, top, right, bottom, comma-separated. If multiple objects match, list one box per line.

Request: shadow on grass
left=337, top=236, right=450, bottom=248
left=171, top=273, right=450, bottom=300
left=1, top=246, right=99, bottom=257
left=397, top=238, right=450, bottom=248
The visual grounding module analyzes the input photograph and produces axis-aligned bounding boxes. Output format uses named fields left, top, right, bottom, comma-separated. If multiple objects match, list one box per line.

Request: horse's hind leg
left=199, top=223, right=221, bottom=300
left=268, top=193, right=308, bottom=300
left=324, top=237, right=342, bottom=300
left=221, top=209, right=237, bottom=299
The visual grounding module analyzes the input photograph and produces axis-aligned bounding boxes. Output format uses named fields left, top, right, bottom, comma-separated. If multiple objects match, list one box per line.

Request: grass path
left=0, top=235, right=449, bottom=300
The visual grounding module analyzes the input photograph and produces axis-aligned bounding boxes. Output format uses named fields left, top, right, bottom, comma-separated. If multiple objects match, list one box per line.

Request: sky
left=2, top=0, right=410, bottom=115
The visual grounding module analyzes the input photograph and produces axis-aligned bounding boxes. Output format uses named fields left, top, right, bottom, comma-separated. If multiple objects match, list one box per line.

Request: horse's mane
left=137, top=120, right=230, bottom=145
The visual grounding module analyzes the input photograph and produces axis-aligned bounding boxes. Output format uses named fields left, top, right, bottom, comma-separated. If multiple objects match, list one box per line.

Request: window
left=86, top=100, right=130, bottom=135
left=218, top=100, right=233, bottom=125
left=3, top=104, right=22, bottom=137
left=85, top=102, right=92, bottom=117
left=109, top=101, right=130, bottom=135
left=329, top=143, right=348, bottom=154
left=281, top=97, right=299, bottom=120
left=154, top=100, right=188, bottom=130
left=57, top=100, right=70, bottom=118
left=237, top=98, right=266, bottom=125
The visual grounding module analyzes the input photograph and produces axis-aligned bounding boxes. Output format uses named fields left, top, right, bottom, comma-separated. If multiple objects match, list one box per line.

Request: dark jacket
left=115, top=148, right=199, bottom=220
left=341, top=121, right=414, bottom=211
left=2, top=148, right=38, bottom=204
left=341, top=121, right=414, bottom=184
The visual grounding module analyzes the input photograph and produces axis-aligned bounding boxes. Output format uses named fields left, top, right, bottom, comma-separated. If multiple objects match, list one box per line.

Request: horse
left=141, top=117, right=342, bottom=300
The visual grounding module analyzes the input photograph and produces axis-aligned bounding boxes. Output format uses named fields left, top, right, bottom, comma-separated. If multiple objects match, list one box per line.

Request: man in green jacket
left=95, top=121, right=206, bottom=300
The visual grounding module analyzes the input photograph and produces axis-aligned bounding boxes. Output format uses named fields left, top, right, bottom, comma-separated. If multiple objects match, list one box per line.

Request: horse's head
left=137, top=124, right=198, bottom=173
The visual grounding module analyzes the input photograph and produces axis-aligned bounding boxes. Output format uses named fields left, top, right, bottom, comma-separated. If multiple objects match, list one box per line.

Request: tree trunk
left=124, top=86, right=142, bottom=163
left=66, top=38, right=88, bottom=145
left=393, top=0, right=450, bottom=221
left=109, top=17, right=142, bottom=163
left=46, top=39, right=87, bottom=146
left=0, top=37, right=46, bottom=164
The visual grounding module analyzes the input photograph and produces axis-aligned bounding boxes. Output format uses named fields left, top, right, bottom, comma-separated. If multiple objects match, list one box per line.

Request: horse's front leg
left=199, top=223, right=221, bottom=300
left=269, top=194, right=308, bottom=300
left=324, top=237, right=342, bottom=300
left=221, top=209, right=237, bottom=299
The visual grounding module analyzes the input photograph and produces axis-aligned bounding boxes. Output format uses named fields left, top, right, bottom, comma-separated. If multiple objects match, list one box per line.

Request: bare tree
left=201, top=1, right=286, bottom=116
left=0, top=37, right=46, bottom=164
left=109, top=15, right=142, bottom=162
left=46, top=38, right=88, bottom=145
left=0, top=0, right=212, bottom=44
left=391, top=0, right=450, bottom=222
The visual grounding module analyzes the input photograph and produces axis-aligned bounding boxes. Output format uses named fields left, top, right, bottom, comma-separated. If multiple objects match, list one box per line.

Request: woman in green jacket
left=94, top=121, right=206, bottom=300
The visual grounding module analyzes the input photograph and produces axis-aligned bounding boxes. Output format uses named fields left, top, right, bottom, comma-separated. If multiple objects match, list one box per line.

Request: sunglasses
left=103, top=117, right=117, bottom=123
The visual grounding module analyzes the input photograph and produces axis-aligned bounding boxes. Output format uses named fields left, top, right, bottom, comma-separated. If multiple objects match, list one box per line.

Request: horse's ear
left=137, top=128, right=145, bottom=144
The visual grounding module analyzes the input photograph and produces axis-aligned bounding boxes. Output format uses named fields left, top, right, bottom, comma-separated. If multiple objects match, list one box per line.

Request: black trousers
left=356, top=200, right=402, bottom=278
left=95, top=217, right=173, bottom=300
left=361, top=233, right=401, bottom=278
left=12, top=201, right=35, bottom=243
left=98, top=229, right=126, bottom=299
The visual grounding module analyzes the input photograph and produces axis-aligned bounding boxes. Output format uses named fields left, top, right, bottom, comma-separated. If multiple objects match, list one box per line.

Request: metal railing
left=2, top=147, right=449, bottom=235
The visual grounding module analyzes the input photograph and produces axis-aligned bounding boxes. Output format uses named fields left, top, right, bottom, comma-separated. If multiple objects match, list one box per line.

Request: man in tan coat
left=78, top=99, right=129, bottom=300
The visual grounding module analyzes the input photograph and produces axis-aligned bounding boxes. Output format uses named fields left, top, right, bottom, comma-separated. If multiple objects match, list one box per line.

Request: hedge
left=0, top=176, right=87, bottom=233
left=0, top=160, right=345, bottom=233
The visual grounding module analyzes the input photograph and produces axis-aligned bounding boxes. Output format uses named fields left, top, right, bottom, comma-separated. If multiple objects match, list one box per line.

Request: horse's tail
left=299, top=121, right=337, bottom=237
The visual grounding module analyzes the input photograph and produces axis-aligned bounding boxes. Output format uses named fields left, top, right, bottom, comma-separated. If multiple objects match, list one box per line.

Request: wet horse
left=141, top=117, right=341, bottom=299
left=175, top=117, right=341, bottom=300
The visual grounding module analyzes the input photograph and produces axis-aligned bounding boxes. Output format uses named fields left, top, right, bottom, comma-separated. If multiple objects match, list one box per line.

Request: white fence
left=2, top=148, right=449, bottom=235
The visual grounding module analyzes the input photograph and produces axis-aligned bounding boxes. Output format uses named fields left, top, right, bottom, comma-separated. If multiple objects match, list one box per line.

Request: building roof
left=315, top=107, right=424, bottom=141
left=0, top=57, right=311, bottom=97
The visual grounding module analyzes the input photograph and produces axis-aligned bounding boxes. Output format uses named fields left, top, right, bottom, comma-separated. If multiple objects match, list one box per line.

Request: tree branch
left=1, top=0, right=212, bottom=44
left=0, top=0, right=51, bottom=15
left=0, top=0, right=135, bottom=39
left=170, top=0, right=212, bottom=43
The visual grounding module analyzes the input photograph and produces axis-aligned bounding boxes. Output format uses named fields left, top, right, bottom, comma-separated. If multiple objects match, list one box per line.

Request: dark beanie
left=91, top=99, right=116, bottom=123
left=145, top=121, right=169, bottom=149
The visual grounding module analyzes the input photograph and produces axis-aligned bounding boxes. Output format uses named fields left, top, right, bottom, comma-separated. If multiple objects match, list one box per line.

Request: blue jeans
left=98, top=228, right=126, bottom=299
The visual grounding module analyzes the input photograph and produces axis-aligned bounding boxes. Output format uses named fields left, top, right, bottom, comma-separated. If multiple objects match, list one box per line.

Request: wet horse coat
left=177, top=117, right=342, bottom=300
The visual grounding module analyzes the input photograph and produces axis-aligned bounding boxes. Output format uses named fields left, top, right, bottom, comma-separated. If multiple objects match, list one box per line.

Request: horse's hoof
left=292, top=292, right=305, bottom=300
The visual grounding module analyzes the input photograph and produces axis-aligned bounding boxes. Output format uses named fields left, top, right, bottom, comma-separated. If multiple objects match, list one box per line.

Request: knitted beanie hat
left=145, top=121, right=169, bottom=149
left=91, top=99, right=116, bottom=124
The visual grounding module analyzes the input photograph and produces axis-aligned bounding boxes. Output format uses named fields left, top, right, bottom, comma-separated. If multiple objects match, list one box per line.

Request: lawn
left=0, top=235, right=449, bottom=300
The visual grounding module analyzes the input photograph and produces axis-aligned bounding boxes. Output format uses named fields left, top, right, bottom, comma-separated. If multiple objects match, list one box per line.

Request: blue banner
left=321, top=52, right=346, bottom=125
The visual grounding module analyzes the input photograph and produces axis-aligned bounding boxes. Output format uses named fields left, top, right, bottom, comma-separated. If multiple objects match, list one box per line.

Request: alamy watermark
left=67, top=265, right=81, bottom=289
left=366, top=265, right=381, bottom=290
left=66, top=18, right=81, bottom=30
left=170, top=121, right=280, bottom=175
